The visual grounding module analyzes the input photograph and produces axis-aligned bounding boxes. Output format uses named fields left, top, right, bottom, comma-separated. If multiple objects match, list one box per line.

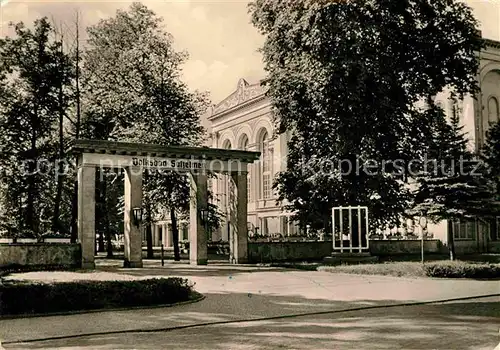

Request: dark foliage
left=249, top=0, right=483, bottom=231
left=0, top=277, right=195, bottom=316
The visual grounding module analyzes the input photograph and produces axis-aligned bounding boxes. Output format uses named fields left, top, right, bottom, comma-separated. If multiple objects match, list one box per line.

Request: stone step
left=323, top=253, right=379, bottom=266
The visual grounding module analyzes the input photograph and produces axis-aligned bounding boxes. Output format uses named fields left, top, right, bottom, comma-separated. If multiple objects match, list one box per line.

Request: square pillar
left=189, top=174, right=208, bottom=265
left=230, top=173, right=248, bottom=264
left=124, top=167, right=143, bottom=268
left=78, top=165, right=96, bottom=269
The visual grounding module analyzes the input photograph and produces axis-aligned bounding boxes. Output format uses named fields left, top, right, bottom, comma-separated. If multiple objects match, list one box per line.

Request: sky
left=0, top=0, right=499, bottom=106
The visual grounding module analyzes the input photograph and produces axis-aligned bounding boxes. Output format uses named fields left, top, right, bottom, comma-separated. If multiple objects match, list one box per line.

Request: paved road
left=1, top=260, right=499, bottom=349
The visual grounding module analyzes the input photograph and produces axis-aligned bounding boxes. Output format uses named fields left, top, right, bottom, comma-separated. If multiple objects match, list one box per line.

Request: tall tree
left=249, top=0, right=483, bottom=231
left=482, top=121, right=500, bottom=189
left=410, top=101, right=498, bottom=260
left=51, top=21, right=74, bottom=234
left=70, top=10, right=83, bottom=243
left=481, top=119, right=500, bottom=244
left=82, top=3, right=208, bottom=257
left=0, top=18, right=74, bottom=238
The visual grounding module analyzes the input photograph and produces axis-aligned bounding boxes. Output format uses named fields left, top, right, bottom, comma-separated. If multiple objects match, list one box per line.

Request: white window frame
left=261, top=133, right=272, bottom=200
left=488, top=96, right=499, bottom=124
left=452, top=218, right=476, bottom=241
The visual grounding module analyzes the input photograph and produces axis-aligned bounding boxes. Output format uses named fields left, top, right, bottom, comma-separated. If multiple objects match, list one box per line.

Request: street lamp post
left=419, top=215, right=428, bottom=264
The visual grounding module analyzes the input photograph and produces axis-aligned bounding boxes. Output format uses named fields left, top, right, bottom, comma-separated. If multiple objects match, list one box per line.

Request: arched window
left=488, top=96, right=499, bottom=124
left=260, top=131, right=272, bottom=199
left=449, top=97, right=461, bottom=121
left=239, top=135, right=251, bottom=202
left=222, top=140, right=232, bottom=149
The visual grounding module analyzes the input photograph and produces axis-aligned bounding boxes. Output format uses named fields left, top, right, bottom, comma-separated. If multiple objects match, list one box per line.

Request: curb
left=0, top=293, right=205, bottom=321
left=2, top=293, right=499, bottom=345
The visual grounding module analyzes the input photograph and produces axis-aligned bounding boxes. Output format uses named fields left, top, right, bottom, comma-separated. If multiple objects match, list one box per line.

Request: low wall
left=248, top=241, right=332, bottom=263
left=369, top=239, right=443, bottom=255
left=488, top=242, right=500, bottom=253
left=248, top=240, right=447, bottom=263
left=454, top=240, right=480, bottom=255
left=0, top=238, right=71, bottom=244
left=0, top=243, right=81, bottom=268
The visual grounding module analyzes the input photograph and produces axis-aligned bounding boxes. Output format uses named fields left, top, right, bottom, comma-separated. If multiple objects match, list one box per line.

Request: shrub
left=319, top=261, right=500, bottom=279
left=424, top=261, right=500, bottom=279
left=0, top=277, right=196, bottom=316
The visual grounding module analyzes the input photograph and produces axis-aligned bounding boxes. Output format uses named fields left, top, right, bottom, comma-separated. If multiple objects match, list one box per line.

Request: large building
left=207, top=78, right=294, bottom=241
left=149, top=37, right=500, bottom=254
left=205, top=37, right=500, bottom=252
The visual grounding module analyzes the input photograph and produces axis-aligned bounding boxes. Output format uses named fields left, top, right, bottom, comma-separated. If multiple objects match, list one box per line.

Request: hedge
left=319, top=261, right=500, bottom=279
left=0, top=277, right=196, bottom=316
left=424, top=261, right=500, bottom=279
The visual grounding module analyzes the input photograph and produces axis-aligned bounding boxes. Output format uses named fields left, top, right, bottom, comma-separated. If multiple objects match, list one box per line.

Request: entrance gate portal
left=71, top=140, right=260, bottom=269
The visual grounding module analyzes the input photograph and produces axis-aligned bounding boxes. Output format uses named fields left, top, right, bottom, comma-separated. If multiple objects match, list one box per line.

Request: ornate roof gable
left=211, top=78, right=267, bottom=116
left=484, top=38, right=500, bottom=50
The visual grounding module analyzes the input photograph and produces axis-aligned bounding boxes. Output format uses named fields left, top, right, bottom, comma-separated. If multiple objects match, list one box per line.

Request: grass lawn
left=266, top=256, right=500, bottom=279
left=319, top=260, right=500, bottom=279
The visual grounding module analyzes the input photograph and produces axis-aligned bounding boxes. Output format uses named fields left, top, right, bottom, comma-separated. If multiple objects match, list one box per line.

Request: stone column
left=189, top=173, right=208, bottom=265
left=124, top=167, right=143, bottom=268
left=230, top=172, right=248, bottom=264
left=247, top=143, right=259, bottom=203
left=165, top=223, right=169, bottom=247
left=162, top=224, right=166, bottom=246
left=154, top=224, right=159, bottom=247
left=78, top=165, right=96, bottom=269
left=280, top=216, right=287, bottom=236
left=165, top=224, right=174, bottom=247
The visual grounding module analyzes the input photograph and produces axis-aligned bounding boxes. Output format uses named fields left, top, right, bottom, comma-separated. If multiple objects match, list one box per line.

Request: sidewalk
left=1, top=260, right=499, bottom=347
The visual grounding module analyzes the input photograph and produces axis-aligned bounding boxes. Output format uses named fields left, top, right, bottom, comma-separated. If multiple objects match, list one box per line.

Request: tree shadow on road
left=96, top=259, right=286, bottom=278
left=4, top=293, right=499, bottom=350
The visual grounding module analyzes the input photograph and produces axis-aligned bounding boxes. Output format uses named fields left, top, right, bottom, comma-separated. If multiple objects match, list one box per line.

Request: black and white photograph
left=0, top=0, right=499, bottom=349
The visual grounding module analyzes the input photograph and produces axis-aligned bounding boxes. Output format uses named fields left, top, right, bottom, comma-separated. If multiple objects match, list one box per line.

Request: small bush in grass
left=0, top=277, right=197, bottom=316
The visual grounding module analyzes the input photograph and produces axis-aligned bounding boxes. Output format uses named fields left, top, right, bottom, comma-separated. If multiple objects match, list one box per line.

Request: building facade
left=148, top=37, right=500, bottom=254
left=207, top=78, right=299, bottom=241
left=206, top=38, right=500, bottom=252
left=425, top=38, right=500, bottom=252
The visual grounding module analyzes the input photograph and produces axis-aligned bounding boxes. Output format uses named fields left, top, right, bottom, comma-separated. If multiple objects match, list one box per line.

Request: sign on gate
left=332, top=206, right=369, bottom=253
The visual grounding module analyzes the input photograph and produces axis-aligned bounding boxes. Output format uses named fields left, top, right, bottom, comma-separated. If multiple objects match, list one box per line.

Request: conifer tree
left=480, top=119, right=500, bottom=243
left=411, top=100, right=497, bottom=260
